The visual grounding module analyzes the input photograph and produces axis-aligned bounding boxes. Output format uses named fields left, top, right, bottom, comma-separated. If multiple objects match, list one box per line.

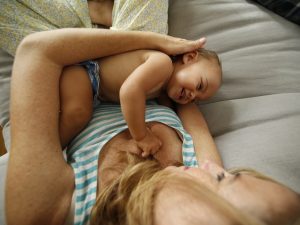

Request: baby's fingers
left=126, top=139, right=142, bottom=155
left=141, top=150, right=151, bottom=158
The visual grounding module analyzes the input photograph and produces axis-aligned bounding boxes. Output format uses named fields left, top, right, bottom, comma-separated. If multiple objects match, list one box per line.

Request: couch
left=1, top=0, right=300, bottom=224
left=168, top=0, right=300, bottom=193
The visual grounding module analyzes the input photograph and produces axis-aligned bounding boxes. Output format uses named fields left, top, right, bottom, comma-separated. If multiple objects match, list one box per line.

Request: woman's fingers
left=185, top=37, right=206, bottom=51
left=162, top=36, right=206, bottom=55
left=197, top=37, right=207, bottom=48
left=182, top=37, right=206, bottom=53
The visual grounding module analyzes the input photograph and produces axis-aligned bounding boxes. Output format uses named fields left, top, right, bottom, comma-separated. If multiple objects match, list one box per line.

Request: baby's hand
left=136, top=128, right=162, bottom=158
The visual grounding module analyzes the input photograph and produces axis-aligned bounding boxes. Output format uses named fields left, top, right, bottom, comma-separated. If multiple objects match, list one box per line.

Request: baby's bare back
left=97, top=50, right=153, bottom=102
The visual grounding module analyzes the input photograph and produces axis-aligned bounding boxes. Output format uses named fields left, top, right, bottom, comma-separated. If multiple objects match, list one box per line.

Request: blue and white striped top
left=67, top=102, right=198, bottom=225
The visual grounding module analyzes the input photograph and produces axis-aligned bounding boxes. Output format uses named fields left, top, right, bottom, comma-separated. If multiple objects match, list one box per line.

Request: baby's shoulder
left=144, top=50, right=173, bottom=67
left=145, top=50, right=170, bottom=59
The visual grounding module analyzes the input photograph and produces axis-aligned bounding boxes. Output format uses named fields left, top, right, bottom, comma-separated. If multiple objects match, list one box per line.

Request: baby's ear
left=182, top=51, right=199, bottom=64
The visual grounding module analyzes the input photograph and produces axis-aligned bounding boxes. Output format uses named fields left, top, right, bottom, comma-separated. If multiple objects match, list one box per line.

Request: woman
left=7, top=29, right=300, bottom=225
left=91, top=103, right=300, bottom=225
left=5, top=28, right=206, bottom=225
left=3, top=1, right=225, bottom=224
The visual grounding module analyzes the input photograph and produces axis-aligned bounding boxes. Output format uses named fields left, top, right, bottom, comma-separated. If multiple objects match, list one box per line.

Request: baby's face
left=166, top=58, right=221, bottom=104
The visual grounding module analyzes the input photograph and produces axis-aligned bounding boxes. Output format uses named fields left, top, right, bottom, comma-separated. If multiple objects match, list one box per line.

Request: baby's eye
left=217, top=172, right=225, bottom=182
left=197, top=83, right=202, bottom=91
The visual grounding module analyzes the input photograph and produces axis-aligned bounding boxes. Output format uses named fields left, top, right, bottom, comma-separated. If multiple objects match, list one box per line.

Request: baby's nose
left=189, top=91, right=195, bottom=100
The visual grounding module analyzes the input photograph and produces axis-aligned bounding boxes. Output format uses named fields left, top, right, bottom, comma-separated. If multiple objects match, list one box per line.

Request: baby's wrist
left=133, top=130, right=147, bottom=142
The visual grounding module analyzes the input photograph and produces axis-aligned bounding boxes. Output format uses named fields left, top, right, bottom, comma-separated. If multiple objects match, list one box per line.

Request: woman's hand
left=159, top=36, right=206, bottom=56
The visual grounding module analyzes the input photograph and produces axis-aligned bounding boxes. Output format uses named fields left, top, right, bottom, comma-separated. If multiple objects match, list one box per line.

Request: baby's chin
left=167, top=91, right=189, bottom=104
left=172, top=99, right=189, bottom=105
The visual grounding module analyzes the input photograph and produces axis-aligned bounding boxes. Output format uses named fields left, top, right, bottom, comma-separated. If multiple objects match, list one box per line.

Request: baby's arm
left=176, top=103, right=223, bottom=167
left=120, top=52, right=173, bottom=157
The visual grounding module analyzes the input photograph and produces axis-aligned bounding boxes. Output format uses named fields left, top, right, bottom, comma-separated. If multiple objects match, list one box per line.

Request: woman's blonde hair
left=90, top=154, right=264, bottom=225
left=90, top=154, right=163, bottom=225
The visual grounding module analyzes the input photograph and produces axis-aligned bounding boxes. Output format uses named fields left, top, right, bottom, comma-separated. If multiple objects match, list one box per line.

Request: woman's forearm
left=20, top=29, right=155, bottom=65
left=176, top=103, right=223, bottom=167
left=19, top=28, right=206, bottom=66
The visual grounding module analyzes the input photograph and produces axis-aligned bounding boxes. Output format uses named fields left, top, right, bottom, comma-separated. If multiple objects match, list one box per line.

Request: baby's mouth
left=179, top=88, right=185, bottom=100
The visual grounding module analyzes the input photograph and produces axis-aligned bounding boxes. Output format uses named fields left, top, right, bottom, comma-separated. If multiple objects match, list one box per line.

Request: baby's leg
left=59, top=65, right=93, bottom=147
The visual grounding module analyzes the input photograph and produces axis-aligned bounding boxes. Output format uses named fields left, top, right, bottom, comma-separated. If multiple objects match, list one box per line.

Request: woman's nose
left=200, top=160, right=231, bottom=178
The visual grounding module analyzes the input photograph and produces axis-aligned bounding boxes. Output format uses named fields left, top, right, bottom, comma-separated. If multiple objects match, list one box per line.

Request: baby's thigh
left=149, top=122, right=182, bottom=167
left=60, top=65, right=93, bottom=112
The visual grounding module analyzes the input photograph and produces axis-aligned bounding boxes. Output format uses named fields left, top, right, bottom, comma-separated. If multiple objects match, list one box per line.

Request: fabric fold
left=0, top=0, right=92, bottom=56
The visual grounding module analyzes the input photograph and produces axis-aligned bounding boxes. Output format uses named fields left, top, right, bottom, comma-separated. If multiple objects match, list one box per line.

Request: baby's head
left=167, top=48, right=222, bottom=104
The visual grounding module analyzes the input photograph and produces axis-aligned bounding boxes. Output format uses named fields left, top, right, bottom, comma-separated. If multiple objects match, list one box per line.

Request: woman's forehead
left=218, top=173, right=292, bottom=201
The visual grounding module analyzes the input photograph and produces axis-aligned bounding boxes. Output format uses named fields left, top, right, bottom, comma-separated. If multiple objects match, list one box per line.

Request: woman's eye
left=217, top=172, right=225, bottom=182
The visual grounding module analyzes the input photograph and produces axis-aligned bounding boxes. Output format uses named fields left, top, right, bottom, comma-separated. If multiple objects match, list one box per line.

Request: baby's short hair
left=171, top=48, right=221, bottom=67
left=198, top=48, right=223, bottom=82
left=197, top=48, right=221, bottom=68
left=171, top=48, right=222, bottom=83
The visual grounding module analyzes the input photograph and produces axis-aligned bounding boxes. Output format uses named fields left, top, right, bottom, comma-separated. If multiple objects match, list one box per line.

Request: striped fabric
left=67, top=102, right=198, bottom=225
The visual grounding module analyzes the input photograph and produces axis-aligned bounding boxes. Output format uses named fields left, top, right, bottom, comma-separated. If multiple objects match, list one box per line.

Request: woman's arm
left=6, top=40, right=75, bottom=225
left=6, top=29, right=205, bottom=225
left=20, top=28, right=206, bottom=66
left=176, top=103, right=223, bottom=167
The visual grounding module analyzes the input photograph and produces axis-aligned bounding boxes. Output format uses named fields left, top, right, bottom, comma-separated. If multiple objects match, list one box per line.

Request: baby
left=59, top=47, right=222, bottom=157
